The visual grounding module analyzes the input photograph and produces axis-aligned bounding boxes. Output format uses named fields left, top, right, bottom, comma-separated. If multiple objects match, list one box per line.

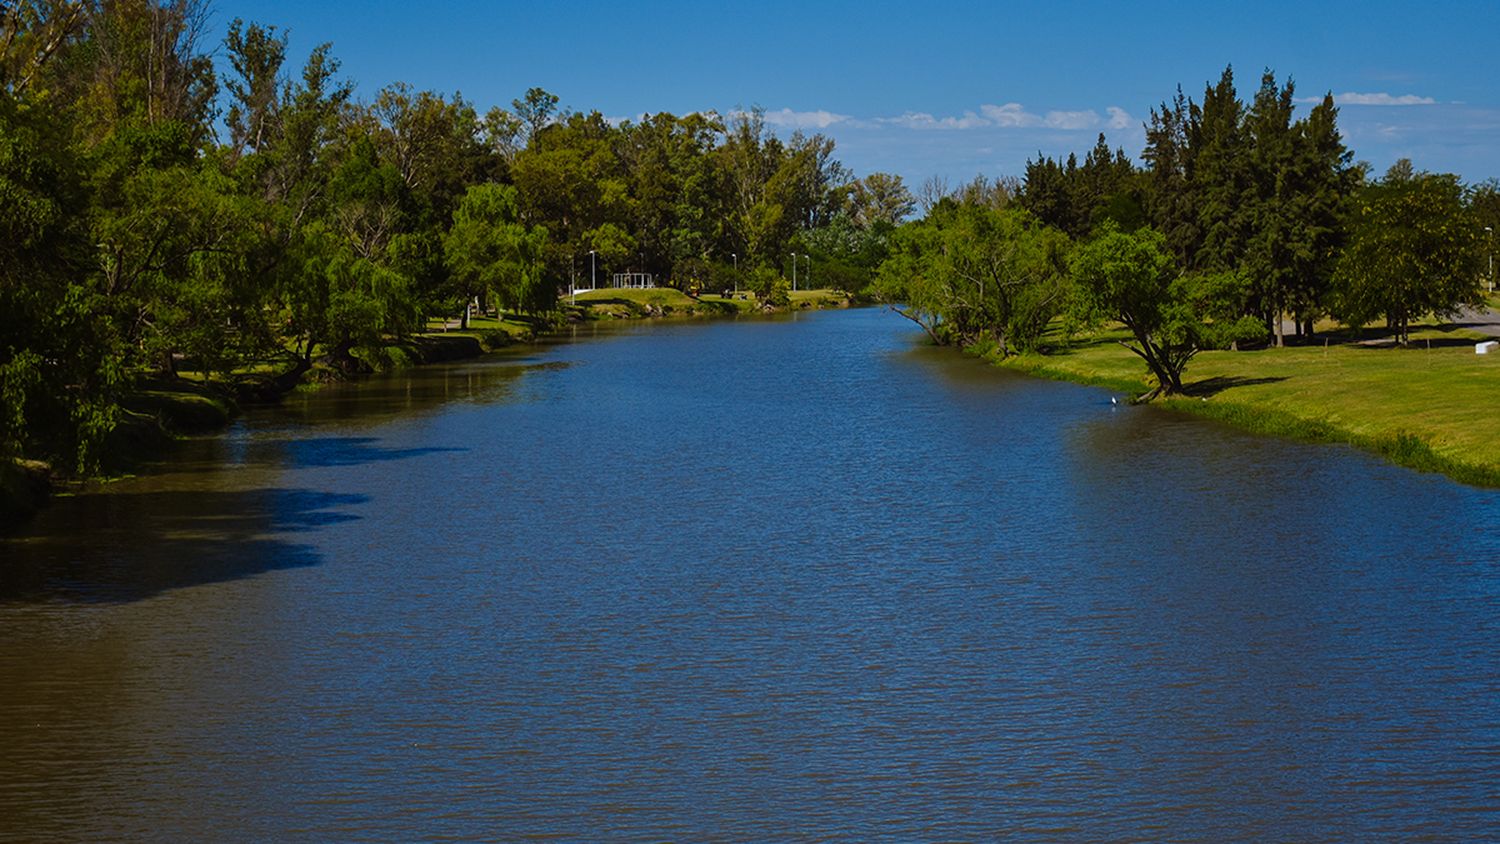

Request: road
left=1451, top=306, right=1500, bottom=338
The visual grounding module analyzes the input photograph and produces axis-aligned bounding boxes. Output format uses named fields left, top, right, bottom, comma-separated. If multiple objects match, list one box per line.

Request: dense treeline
left=877, top=66, right=1497, bottom=398
left=0, top=0, right=903, bottom=474
left=5, top=3, right=1496, bottom=478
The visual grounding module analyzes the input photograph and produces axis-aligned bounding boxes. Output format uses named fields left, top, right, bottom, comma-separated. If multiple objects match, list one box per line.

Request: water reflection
left=0, top=487, right=363, bottom=604
left=2, top=309, right=1499, bottom=840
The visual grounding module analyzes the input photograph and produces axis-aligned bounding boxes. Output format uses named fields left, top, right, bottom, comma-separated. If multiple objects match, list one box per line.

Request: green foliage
left=1021, top=133, right=1141, bottom=237
left=444, top=183, right=550, bottom=317
left=848, top=172, right=914, bottom=227
left=1069, top=225, right=1259, bottom=398
left=1140, top=67, right=1359, bottom=341
left=6, top=3, right=1491, bottom=490
left=1332, top=167, right=1483, bottom=344
left=875, top=203, right=1070, bottom=354
left=746, top=267, right=790, bottom=307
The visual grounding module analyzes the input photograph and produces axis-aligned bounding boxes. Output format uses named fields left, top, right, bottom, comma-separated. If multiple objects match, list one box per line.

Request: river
left=3, top=307, right=1498, bottom=840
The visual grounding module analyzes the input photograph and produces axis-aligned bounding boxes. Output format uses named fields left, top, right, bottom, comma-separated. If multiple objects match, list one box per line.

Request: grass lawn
left=422, top=313, right=539, bottom=339
left=571, top=287, right=702, bottom=306
left=1001, top=317, right=1500, bottom=485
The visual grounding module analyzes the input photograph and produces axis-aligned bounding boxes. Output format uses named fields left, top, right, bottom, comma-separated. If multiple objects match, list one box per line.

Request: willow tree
left=444, top=182, right=550, bottom=324
left=875, top=203, right=1069, bottom=353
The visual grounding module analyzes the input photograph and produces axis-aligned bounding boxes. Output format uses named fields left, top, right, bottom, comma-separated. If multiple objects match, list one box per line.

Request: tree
left=1332, top=166, right=1482, bottom=345
left=1070, top=225, right=1260, bottom=399
left=512, top=86, right=559, bottom=147
left=1022, top=134, right=1139, bottom=237
left=223, top=18, right=286, bottom=158
left=848, top=171, right=914, bottom=228
left=875, top=204, right=1070, bottom=353
left=0, top=0, right=87, bottom=97
left=915, top=174, right=951, bottom=216
left=444, top=183, right=549, bottom=325
left=0, top=90, right=118, bottom=470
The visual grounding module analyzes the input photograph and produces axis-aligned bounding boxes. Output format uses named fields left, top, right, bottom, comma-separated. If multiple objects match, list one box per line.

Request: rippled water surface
left=3, top=308, right=1499, bottom=841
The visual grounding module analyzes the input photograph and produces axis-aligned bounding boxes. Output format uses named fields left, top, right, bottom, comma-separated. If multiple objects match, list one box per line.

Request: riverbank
left=997, top=317, right=1500, bottom=487
left=1, top=290, right=856, bottom=530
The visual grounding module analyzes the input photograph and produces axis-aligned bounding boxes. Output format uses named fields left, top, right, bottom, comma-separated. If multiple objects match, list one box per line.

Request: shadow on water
left=263, top=356, right=570, bottom=430
left=279, top=436, right=466, bottom=468
left=0, top=487, right=367, bottom=605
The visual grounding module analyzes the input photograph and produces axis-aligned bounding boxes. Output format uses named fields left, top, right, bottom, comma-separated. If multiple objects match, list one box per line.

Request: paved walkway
left=1451, top=306, right=1500, bottom=338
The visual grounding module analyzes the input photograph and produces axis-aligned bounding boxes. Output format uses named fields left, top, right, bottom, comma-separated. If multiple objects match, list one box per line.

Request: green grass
left=570, top=286, right=746, bottom=317
left=998, top=317, right=1500, bottom=485
left=571, top=287, right=700, bottom=305
left=422, top=313, right=539, bottom=340
left=122, top=379, right=239, bottom=432
left=789, top=288, right=852, bottom=309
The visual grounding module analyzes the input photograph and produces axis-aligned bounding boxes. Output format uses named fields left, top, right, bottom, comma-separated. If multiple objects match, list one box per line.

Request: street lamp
left=589, top=249, right=597, bottom=292
left=1487, top=227, right=1494, bottom=294
left=732, top=253, right=738, bottom=295
left=792, top=253, right=798, bottom=291
left=803, top=254, right=812, bottom=290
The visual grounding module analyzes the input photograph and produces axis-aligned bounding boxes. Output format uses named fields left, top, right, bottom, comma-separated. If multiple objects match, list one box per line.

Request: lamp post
left=792, top=253, right=797, bottom=291
left=1487, top=226, right=1494, bottom=294
left=732, top=253, right=738, bottom=295
left=804, top=254, right=812, bottom=291
left=589, top=249, right=596, bottom=293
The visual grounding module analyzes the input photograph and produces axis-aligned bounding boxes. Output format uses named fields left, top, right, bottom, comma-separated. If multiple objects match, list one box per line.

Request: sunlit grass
left=1001, top=316, right=1500, bottom=483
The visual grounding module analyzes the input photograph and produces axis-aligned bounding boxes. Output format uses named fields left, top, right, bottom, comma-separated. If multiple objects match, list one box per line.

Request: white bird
left=1110, top=397, right=1118, bottom=405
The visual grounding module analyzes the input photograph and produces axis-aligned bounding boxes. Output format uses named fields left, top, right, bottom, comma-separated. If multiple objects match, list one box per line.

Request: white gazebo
left=610, top=272, right=655, bottom=289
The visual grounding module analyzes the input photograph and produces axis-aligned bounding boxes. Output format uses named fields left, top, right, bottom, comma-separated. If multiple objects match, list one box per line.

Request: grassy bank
left=998, top=319, right=1500, bottom=486
left=564, top=286, right=852, bottom=319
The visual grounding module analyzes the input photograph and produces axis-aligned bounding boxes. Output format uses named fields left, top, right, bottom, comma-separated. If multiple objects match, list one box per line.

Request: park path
left=1450, top=306, right=1500, bottom=338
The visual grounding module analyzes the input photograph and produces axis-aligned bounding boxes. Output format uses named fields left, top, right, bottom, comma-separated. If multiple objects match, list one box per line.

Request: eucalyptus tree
left=848, top=172, right=915, bottom=228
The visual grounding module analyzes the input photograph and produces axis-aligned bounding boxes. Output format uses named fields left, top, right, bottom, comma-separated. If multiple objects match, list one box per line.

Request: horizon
left=217, top=0, right=1500, bottom=186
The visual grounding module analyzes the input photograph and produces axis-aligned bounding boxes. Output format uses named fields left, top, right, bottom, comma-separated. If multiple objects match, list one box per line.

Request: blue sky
left=218, top=0, right=1500, bottom=185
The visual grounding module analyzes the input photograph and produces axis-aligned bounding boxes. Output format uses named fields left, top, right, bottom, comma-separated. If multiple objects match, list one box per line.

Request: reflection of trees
left=0, top=486, right=365, bottom=604
left=265, top=355, right=560, bottom=430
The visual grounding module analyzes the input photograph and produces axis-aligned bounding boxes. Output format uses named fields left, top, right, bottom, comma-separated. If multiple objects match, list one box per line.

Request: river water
left=3, top=307, right=1499, bottom=841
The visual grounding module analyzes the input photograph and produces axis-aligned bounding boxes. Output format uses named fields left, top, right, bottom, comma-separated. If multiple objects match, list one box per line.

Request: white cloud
left=603, top=112, right=651, bottom=126
left=1043, top=110, right=1100, bottom=130
left=1106, top=106, right=1133, bottom=130
left=876, top=103, right=1113, bottom=132
left=759, top=108, right=850, bottom=129
left=1296, top=92, right=1438, bottom=106
left=979, top=102, right=1039, bottom=127
left=878, top=110, right=990, bottom=130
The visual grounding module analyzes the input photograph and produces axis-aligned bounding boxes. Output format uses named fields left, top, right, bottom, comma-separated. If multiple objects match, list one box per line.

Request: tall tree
left=848, top=171, right=914, bottom=228
left=444, top=182, right=550, bottom=324
left=1332, top=165, right=1482, bottom=345
left=222, top=18, right=285, bottom=158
